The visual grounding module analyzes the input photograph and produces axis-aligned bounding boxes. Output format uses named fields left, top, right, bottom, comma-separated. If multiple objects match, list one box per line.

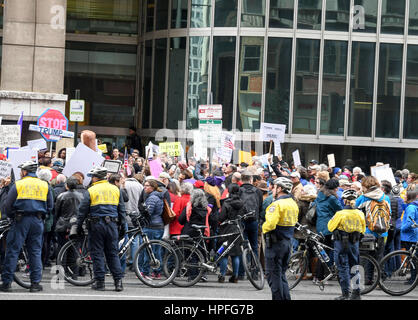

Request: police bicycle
left=163, top=211, right=265, bottom=290
left=379, top=219, right=418, bottom=296
left=56, top=211, right=179, bottom=288
left=0, top=219, right=32, bottom=289
left=286, top=223, right=381, bottom=295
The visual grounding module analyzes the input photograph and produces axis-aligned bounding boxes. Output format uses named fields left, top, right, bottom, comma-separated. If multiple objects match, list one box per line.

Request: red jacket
left=170, top=194, right=190, bottom=235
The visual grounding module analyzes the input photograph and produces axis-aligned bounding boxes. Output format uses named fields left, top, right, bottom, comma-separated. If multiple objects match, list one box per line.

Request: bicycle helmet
left=341, top=189, right=358, bottom=201
left=392, top=185, right=401, bottom=196
left=273, top=177, right=293, bottom=194
left=87, top=166, right=108, bottom=179
left=18, top=161, right=38, bottom=173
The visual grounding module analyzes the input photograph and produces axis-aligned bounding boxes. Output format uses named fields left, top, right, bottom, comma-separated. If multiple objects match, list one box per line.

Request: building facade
left=0, top=0, right=417, bottom=172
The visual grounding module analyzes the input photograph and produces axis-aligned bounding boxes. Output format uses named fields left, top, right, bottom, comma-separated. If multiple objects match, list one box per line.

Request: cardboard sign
left=8, top=148, right=38, bottom=180
left=260, top=123, right=286, bottom=143
left=327, top=154, right=336, bottom=168
left=159, top=142, right=182, bottom=157
left=97, top=144, right=108, bottom=154
left=371, top=164, right=396, bottom=187
left=292, top=150, right=302, bottom=167
left=27, top=138, right=48, bottom=151
left=239, top=150, right=253, bottom=165
left=0, top=161, right=13, bottom=179
left=103, top=160, right=122, bottom=174
left=149, top=159, right=163, bottom=178
left=0, top=125, right=21, bottom=148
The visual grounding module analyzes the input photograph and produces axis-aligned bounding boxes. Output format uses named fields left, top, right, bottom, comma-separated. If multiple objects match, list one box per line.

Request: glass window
left=410, top=0, right=418, bottom=35
left=348, top=42, right=376, bottom=137
left=171, top=0, right=188, bottom=28
left=293, top=39, right=320, bottom=135
left=376, top=43, right=403, bottom=139
left=187, top=36, right=210, bottom=129
left=269, top=0, right=294, bottom=28
left=321, top=40, right=347, bottom=136
left=241, top=0, right=265, bottom=28
left=353, top=0, right=377, bottom=33
left=214, top=0, right=237, bottom=27
left=151, top=39, right=167, bottom=129
left=211, top=37, right=236, bottom=130
left=325, top=0, right=350, bottom=32
left=142, top=41, right=153, bottom=129
left=146, top=0, right=155, bottom=32
left=156, top=0, right=169, bottom=30
left=297, top=0, right=322, bottom=30
left=167, top=37, right=186, bottom=129
left=64, top=42, right=137, bottom=128
left=66, top=0, right=139, bottom=35
left=265, top=37, right=293, bottom=131
left=191, top=0, right=211, bottom=28
left=381, top=0, right=405, bottom=35
left=236, top=37, right=264, bottom=132
left=404, top=45, right=418, bottom=139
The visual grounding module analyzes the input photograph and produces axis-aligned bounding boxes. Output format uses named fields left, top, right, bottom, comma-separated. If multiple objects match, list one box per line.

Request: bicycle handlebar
left=219, top=211, right=255, bottom=226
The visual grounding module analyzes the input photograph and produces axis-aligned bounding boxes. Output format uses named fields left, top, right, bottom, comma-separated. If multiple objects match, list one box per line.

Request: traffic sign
left=36, top=109, right=69, bottom=142
left=198, top=105, right=222, bottom=120
left=70, top=100, right=85, bottom=122
left=29, top=124, right=74, bottom=139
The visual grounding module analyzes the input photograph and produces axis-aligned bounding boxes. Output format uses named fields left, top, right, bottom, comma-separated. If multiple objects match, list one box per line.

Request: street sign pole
left=74, top=89, right=80, bottom=147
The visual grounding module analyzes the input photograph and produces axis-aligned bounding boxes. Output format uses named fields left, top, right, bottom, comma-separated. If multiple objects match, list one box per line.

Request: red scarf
left=185, top=202, right=212, bottom=237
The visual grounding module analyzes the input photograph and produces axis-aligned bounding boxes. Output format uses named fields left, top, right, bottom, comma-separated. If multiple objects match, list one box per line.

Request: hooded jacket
left=55, top=189, right=84, bottom=232
left=401, top=201, right=418, bottom=243
left=356, top=188, right=391, bottom=238
left=144, top=190, right=165, bottom=229
left=315, top=189, right=343, bottom=236
left=179, top=204, right=210, bottom=238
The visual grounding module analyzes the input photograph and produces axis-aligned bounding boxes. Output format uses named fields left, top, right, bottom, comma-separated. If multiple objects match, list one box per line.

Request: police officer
left=76, top=166, right=127, bottom=292
left=262, top=177, right=299, bottom=300
left=327, top=189, right=366, bottom=300
left=0, top=161, right=54, bottom=292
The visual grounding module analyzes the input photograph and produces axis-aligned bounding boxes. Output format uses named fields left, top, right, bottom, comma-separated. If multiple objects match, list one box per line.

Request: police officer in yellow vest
left=263, top=177, right=299, bottom=300
left=76, top=166, right=127, bottom=292
left=0, top=161, right=54, bottom=292
left=327, top=189, right=366, bottom=300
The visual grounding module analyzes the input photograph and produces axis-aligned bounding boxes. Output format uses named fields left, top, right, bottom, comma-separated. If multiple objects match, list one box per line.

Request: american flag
left=223, top=135, right=235, bottom=150
left=123, top=147, right=131, bottom=175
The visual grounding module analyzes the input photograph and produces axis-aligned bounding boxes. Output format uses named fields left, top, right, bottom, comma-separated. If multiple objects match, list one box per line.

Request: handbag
left=162, top=199, right=176, bottom=225
left=306, top=201, right=317, bottom=225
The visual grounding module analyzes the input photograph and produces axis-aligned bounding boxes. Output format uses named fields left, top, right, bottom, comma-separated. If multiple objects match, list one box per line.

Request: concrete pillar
left=0, top=0, right=68, bottom=122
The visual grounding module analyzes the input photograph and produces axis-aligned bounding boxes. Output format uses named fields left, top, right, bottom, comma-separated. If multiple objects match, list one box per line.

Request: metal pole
left=74, top=89, right=80, bottom=147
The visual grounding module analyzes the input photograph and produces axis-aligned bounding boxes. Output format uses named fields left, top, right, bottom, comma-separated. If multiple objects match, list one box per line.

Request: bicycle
left=164, top=211, right=265, bottom=290
left=379, top=219, right=418, bottom=296
left=286, top=223, right=381, bottom=295
left=0, top=219, right=31, bottom=289
left=56, top=211, right=179, bottom=288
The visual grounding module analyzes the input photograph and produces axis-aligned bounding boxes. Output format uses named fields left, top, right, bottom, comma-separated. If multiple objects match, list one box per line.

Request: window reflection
left=187, top=36, right=210, bottom=129
left=348, top=42, right=375, bottom=137
left=353, top=0, right=377, bottom=33
left=191, top=0, right=211, bottom=28
left=321, top=40, right=347, bottom=136
left=156, top=0, right=168, bottom=30
left=381, top=0, right=405, bottom=35
left=298, top=0, right=322, bottom=30
left=410, top=0, right=418, bottom=35
left=293, top=39, right=320, bottom=135
left=171, top=0, right=188, bottom=29
left=142, top=41, right=153, bottom=129
left=215, top=0, right=237, bottom=27
left=265, top=37, right=292, bottom=130
left=269, top=0, right=294, bottom=28
left=211, top=37, right=236, bottom=130
left=325, top=0, right=350, bottom=32
left=404, top=45, right=418, bottom=139
left=146, top=0, right=155, bottom=32
left=151, top=39, right=167, bottom=129
left=241, top=0, right=265, bottom=28
left=237, top=37, right=264, bottom=132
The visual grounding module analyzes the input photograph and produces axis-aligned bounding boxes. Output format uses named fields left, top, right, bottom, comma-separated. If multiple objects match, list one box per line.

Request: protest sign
left=8, top=148, right=38, bottom=180
left=145, top=141, right=160, bottom=160
left=0, top=161, right=13, bottom=179
left=149, top=159, right=164, bottom=178
left=274, top=141, right=282, bottom=157
left=239, top=150, right=253, bottom=165
left=0, top=125, right=21, bottom=148
left=216, top=132, right=235, bottom=163
left=260, top=123, right=286, bottom=143
left=193, top=131, right=207, bottom=161
left=103, top=160, right=122, bottom=174
left=371, top=164, right=396, bottom=187
left=27, top=138, right=48, bottom=151
left=327, top=154, right=336, bottom=168
left=63, top=143, right=104, bottom=187
left=97, top=144, right=108, bottom=154
left=292, top=150, right=302, bottom=167
left=159, top=142, right=182, bottom=157
left=66, top=147, right=75, bottom=163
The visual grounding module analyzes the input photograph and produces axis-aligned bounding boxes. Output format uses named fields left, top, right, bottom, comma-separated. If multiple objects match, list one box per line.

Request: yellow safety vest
left=327, top=209, right=366, bottom=234
left=262, top=197, right=299, bottom=234
left=16, top=176, right=49, bottom=202
left=88, top=180, right=120, bottom=207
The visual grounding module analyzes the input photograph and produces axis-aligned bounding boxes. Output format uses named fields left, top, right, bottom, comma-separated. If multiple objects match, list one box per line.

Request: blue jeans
left=2, top=215, right=44, bottom=284
left=138, top=228, right=163, bottom=275
left=265, top=239, right=292, bottom=300
left=334, top=240, right=360, bottom=295
left=238, top=220, right=259, bottom=277
left=219, top=256, right=240, bottom=277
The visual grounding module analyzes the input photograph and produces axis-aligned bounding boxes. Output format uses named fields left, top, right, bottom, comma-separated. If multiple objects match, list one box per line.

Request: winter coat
left=218, top=196, right=245, bottom=256
left=179, top=205, right=210, bottom=238
left=315, top=189, right=343, bottom=236
left=294, top=194, right=317, bottom=239
left=144, top=190, right=164, bottom=229
left=124, top=178, right=143, bottom=213
left=401, top=201, right=418, bottom=243
left=170, top=194, right=190, bottom=235
left=0, top=185, right=10, bottom=220
left=55, top=189, right=84, bottom=233
left=53, top=183, right=67, bottom=198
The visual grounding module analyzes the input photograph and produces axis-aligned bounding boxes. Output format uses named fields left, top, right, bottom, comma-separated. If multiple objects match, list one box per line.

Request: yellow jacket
left=262, top=196, right=299, bottom=234
left=327, top=208, right=366, bottom=234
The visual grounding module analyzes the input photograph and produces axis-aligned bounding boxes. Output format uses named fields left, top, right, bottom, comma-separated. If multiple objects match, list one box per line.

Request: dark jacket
left=126, top=133, right=143, bottom=155
left=0, top=185, right=11, bottom=220
left=138, top=181, right=171, bottom=208
left=179, top=205, right=208, bottom=238
left=218, top=196, right=245, bottom=256
left=53, top=183, right=67, bottom=198
left=55, top=189, right=84, bottom=233
left=239, top=183, right=263, bottom=222
left=144, top=190, right=164, bottom=229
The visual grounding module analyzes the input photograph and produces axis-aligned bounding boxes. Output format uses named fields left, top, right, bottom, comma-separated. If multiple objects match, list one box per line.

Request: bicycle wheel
left=358, top=253, right=380, bottom=295
left=242, top=247, right=265, bottom=290
left=133, top=239, right=179, bottom=288
left=379, top=250, right=418, bottom=296
left=286, top=251, right=308, bottom=290
left=13, top=247, right=31, bottom=289
left=56, top=237, right=94, bottom=286
left=164, top=242, right=205, bottom=287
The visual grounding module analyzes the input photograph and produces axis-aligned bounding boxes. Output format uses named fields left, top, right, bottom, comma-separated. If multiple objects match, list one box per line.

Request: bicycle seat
left=191, top=224, right=207, bottom=230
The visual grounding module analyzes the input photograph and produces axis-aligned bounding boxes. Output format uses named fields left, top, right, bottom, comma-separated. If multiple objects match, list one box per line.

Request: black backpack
left=239, top=186, right=260, bottom=222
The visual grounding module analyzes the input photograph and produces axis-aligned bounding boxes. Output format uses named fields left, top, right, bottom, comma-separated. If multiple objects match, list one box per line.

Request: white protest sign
left=8, top=148, right=38, bottom=180
left=216, top=132, right=235, bottom=163
left=66, top=147, right=75, bottom=163
left=260, top=123, right=286, bottom=143
left=260, top=154, right=270, bottom=166
left=145, top=141, right=159, bottom=159
left=0, top=161, right=13, bottom=179
left=0, top=125, right=21, bottom=148
left=327, top=154, right=336, bottom=168
left=63, top=143, right=104, bottom=187
left=27, top=138, right=48, bottom=151
left=372, top=165, right=396, bottom=187
left=292, top=150, right=302, bottom=167
left=274, top=140, right=282, bottom=157
left=193, top=131, right=207, bottom=161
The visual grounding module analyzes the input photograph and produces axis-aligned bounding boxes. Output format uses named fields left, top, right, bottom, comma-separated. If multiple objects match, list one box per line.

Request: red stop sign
left=37, top=108, right=69, bottom=142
